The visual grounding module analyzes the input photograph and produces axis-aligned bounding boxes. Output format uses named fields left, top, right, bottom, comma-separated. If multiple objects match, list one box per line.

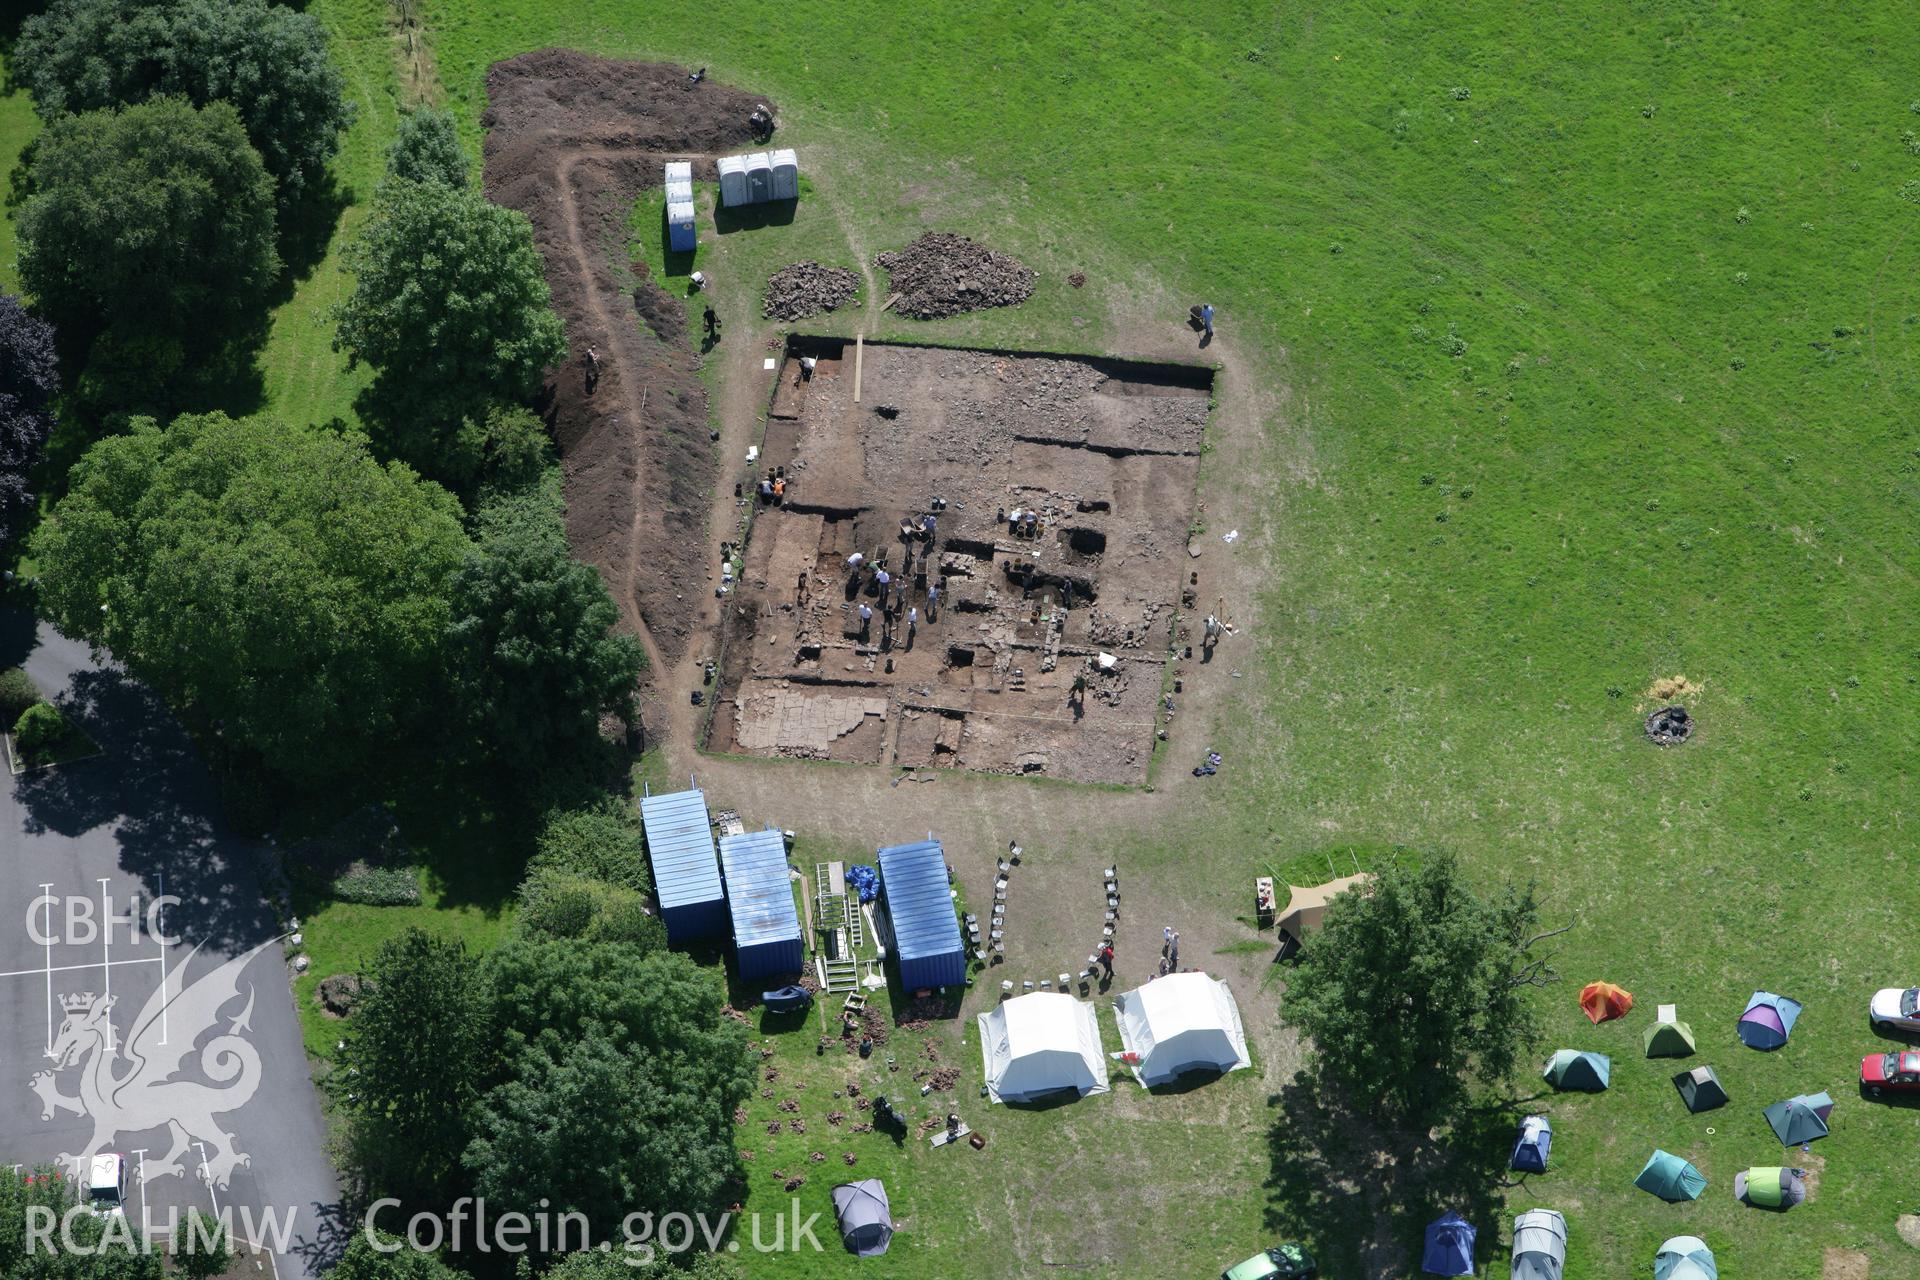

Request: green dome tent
left=1635, top=1149, right=1708, bottom=1202
left=1543, top=1049, right=1610, bottom=1092
left=1642, top=1020, right=1696, bottom=1058
left=1764, top=1093, right=1832, bottom=1146
left=1673, top=1065, right=1728, bottom=1113
left=1735, top=1165, right=1807, bottom=1209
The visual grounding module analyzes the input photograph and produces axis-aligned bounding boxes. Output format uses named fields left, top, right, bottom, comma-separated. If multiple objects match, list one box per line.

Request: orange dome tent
left=1581, top=982, right=1634, bottom=1024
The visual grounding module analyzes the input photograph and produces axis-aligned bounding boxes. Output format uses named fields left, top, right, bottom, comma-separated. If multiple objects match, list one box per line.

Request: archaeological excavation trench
left=706, top=339, right=1213, bottom=785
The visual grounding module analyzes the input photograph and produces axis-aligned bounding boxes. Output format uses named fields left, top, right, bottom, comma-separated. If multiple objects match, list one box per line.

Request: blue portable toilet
left=1510, top=1114, right=1552, bottom=1173
left=1421, top=1212, right=1476, bottom=1276
left=720, top=828, right=803, bottom=982
left=666, top=199, right=697, bottom=253
left=640, top=788, right=725, bottom=944
left=876, top=839, right=965, bottom=989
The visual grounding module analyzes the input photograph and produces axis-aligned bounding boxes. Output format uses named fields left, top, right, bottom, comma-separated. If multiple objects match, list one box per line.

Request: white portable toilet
left=717, top=154, right=751, bottom=208
left=666, top=199, right=697, bottom=252
left=745, top=151, right=773, bottom=204
left=663, top=160, right=692, bottom=186
left=665, top=177, right=693, bottom=206
left=770, top=148, right=799, bottom=201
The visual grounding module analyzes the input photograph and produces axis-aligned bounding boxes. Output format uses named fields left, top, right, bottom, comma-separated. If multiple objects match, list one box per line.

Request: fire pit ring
left=1645, top=704, right=1693, bottom=745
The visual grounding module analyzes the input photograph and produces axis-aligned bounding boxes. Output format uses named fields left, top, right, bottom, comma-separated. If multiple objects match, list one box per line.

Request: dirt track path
left=555, top=150, right=670, bottom=677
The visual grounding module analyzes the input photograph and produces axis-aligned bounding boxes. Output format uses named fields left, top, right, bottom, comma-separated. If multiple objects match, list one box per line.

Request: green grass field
left=418, top=6, right=1920, bottom=1273
left=10, top=1, right=1920, bottom=1275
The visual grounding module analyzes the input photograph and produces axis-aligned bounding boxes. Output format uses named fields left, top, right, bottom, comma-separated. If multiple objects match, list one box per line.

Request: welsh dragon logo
left=29, top=938, right=277, bottom=1189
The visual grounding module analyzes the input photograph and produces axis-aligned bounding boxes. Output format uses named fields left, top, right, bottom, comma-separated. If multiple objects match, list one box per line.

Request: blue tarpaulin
left=847, top=864, right=879, bottom=902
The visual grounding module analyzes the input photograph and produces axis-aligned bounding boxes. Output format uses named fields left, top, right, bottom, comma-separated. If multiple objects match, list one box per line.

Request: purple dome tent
left=1738, top=991, right=1802, bottom=1051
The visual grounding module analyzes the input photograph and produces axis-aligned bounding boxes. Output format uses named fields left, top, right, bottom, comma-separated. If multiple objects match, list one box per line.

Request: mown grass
left=410, top=5, right=1920, bottom=1276
left=289, top=879, right=515, bottom=1058
left=4, top=0, right=1910, bottom=1273
left=255, top=0, right=417, bottom=430
left=0, top=65, right=38, bottom=297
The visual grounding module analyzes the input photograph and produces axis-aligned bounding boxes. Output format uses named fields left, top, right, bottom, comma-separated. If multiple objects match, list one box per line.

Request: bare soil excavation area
left=706, top=340, right=1211, bottom=784
left=482, top=50, right=769, bottom=677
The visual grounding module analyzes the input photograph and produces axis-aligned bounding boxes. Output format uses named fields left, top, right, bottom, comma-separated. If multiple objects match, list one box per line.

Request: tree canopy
left=15, top=0, right=352, bottom=198
left=467, top=946, right=750, bottom=1234
left=328, top=1233, right=466, bottom=1280
left=17, top=96, right=278, bottom=412
left=386, top=106, right=468, bottom=189
left=529, top=803, right=652, bottom=892
left=1281, top=854, right=1553, bottom=1125
left=0, top=294, right=59, bottom=549
left=30, top=412, right=466, bottom=783
left=447, top=484, right=643, bottom=763
left=0, top=1165, right=164, bottom=1280
left=339, top=930, right=491, bottom=1208
left=334, top=179, right=565, bottom=481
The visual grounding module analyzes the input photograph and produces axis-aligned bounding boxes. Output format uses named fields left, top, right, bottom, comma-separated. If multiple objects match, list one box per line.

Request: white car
left=1870, top=987, right=1920, bottom=1034
left=86, top=1154, right=126, bottom=1217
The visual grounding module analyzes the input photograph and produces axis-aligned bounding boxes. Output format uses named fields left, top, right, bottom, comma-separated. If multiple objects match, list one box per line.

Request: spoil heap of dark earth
left=875, top=232, right=1035, bottom=319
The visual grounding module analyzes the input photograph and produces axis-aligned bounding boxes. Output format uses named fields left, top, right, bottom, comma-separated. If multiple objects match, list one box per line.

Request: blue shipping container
left=876, top=839, right=965, bottom=989
left=641, top=789, right=726, bottom=943
left=720, top=828, right=804, bottom=981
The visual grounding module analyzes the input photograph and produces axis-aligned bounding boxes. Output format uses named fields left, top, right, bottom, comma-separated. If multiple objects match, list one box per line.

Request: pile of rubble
left=763, top=260, right=860, bottom=321
left=875, top=232, right=1035, bottom=319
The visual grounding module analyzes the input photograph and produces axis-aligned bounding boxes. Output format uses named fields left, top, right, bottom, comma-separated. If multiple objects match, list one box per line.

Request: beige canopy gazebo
left=1275, top=873, right=1373, bottom=938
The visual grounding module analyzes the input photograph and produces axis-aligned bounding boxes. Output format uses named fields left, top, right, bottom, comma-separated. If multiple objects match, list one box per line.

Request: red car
left=1861, top=1050, right=1920, bottom=1096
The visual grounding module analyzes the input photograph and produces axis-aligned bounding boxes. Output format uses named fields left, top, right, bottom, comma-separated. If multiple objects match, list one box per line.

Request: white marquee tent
left=1112, top=971, right=1251, bottom=1086
left=976, top=992, right=1110, bottom=1104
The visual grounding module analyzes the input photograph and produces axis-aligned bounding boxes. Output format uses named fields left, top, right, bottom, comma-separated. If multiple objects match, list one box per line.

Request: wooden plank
left=853, top=332, right=864, bottom=402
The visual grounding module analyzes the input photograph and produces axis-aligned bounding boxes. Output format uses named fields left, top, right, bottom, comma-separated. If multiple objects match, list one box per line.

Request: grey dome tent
left=1509, top=1115, right=1552, bottom=1174
left=1542, top=1049, right=1609, bottom=1091
left=1510, top=1209, right=1566, bottom=1280
left=1654, top=1235, right=1717, bottom=1280
left=831, top=1179, right=892, bottom=1257
left=1673, top=1065, right=1728, bottom=1113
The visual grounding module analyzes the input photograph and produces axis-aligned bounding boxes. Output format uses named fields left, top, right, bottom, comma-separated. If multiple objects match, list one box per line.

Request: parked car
left=86, top=1154, right=127, bottom=1217
left=1222, top=1242, right=1318, bottom=1280
left=1860, top=1050, right=1920, bottom=1096
left=1869, top=987, right=1920, bottom=1034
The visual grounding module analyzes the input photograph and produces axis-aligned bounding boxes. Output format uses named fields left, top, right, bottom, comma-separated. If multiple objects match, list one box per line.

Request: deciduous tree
left=0, top=293, right=58, bottom=549
left=30, top=412, right=466, bottom=783
left=339, top=930, right=491, bottom=1207
left=1281, top=853, right=1560, bottom=1125
left=334, top=180, right=565, bottom=482
left=467, top=944, right=749, bottom=1231
left=386, top=107, right=468, bottom=190
left=16, top=0, right=352, bottom=198
left=17, top=97, right=277, bottom=413
left=447, top=484, right=642, bottom=762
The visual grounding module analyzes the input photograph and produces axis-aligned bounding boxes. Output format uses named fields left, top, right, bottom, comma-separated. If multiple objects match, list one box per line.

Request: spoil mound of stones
left=764, top=260, right=861, bottom=322
left=875, top=232, right=1035, bottom=319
